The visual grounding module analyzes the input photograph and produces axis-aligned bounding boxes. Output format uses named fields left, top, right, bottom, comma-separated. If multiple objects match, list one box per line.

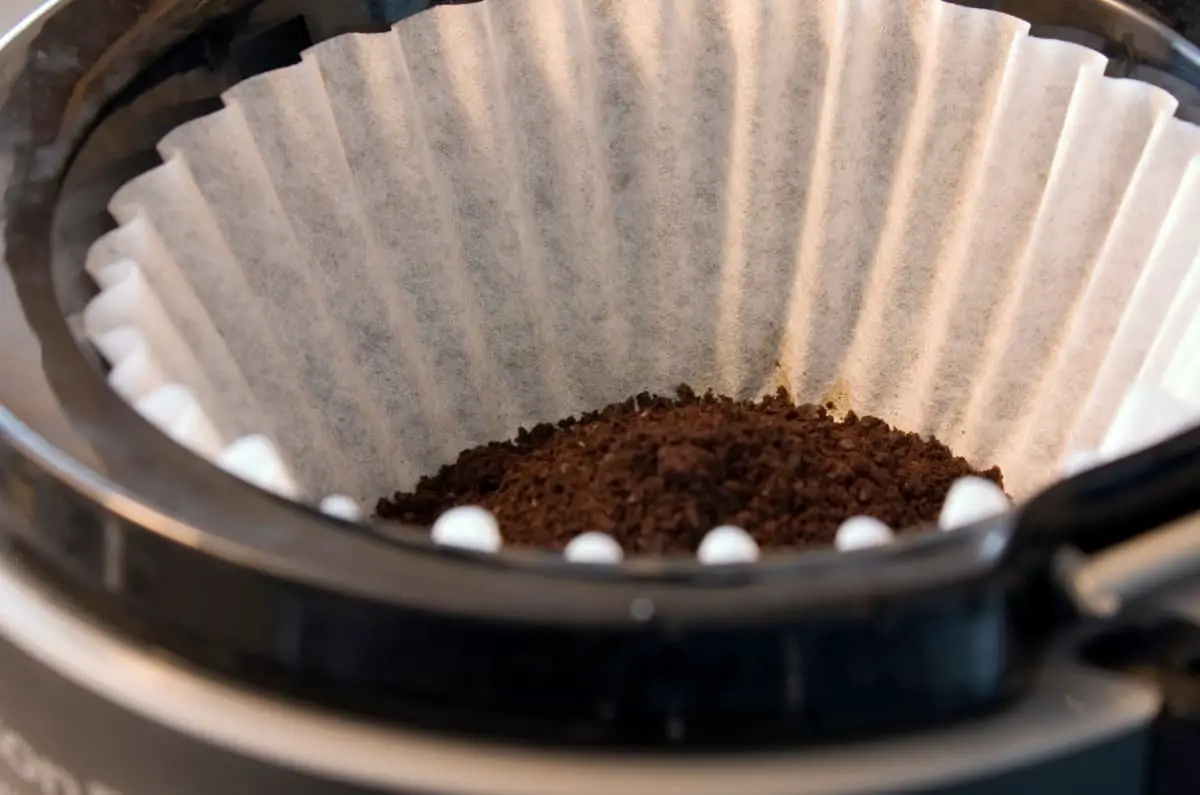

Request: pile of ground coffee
left=377, top=387, right=1004, bottom=555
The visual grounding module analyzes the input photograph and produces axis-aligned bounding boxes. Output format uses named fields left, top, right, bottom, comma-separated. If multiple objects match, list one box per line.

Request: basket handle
left=1009, top=425, right=1200, bottom=615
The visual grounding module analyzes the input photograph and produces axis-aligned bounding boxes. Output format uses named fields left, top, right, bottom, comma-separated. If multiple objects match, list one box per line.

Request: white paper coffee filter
left=82, top=0, right=1200, bottom=513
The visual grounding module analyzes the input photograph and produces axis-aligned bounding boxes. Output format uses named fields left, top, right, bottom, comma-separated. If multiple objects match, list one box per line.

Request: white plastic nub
left=431, top=507, right=503, bottom=553
left=564, top=532, right=624, bottom=564
left=835, top=516, right=894, bottom=551
left=218, top=435, right=302, bottom=501
left=938, top=476, right=1011, bottom=531
left=697, top=526, right=760, bottom=564
left=320, top=495, right=363, bottom=522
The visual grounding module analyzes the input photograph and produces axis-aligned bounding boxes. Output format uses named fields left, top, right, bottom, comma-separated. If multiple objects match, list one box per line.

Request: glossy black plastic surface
left=1, top=417, right=1030, bottom=746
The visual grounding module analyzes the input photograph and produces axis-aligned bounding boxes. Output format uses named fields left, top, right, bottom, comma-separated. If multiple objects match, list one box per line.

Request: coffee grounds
left=376, top=387, right=1004, bottom=555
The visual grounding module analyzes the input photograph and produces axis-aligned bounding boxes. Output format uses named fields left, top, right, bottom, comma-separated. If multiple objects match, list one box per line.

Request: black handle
left=1010, top=425, right=1200, bottom=558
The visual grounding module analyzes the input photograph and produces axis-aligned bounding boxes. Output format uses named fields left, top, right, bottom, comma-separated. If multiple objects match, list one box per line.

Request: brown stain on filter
left=820, top=377, right=854, bottom=419
left=764, top=357, right=852, bottom=418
